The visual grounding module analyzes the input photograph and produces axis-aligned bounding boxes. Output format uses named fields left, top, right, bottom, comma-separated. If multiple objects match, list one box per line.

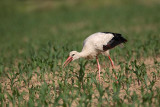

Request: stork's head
left=63, top=51, right=80, bottom=68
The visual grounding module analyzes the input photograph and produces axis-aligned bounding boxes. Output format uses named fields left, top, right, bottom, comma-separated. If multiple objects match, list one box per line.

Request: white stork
left=63, top=32, right=127, bottom=82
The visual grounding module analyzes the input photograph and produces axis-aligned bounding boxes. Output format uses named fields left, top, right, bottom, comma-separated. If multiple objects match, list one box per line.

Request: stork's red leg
left=108, top=55, right=114, bottom=68
left=108, top=56, right=118, bottom=82
left=96, top=56, right=101, bottom=82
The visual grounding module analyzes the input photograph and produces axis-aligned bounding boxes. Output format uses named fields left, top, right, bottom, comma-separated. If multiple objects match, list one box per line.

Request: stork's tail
left=118, top=35, right=127, bottom=43
left=118, top=36, right=127, bottom=48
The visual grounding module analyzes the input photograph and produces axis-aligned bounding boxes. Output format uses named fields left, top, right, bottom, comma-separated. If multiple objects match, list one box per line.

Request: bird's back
left=83, top=32, right=127, bottom=50
left=83, top=32, right=114, bottom=50
left=81, top=32, right=127, bottom=58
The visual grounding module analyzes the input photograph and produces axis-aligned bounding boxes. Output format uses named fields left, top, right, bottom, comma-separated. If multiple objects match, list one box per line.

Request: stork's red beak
left=63, top=56, right=73, bottom=68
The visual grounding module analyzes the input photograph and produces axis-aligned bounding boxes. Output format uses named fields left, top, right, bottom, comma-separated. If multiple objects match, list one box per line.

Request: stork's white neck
left=78, top=49, right=96, bottom=59
left=78, top=51, right=89, bottom=58
left=70, top=50, right=92, bottom=61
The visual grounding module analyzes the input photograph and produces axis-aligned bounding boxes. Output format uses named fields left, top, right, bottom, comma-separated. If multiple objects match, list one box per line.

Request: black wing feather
left=103, top=32, right=127, bottom=51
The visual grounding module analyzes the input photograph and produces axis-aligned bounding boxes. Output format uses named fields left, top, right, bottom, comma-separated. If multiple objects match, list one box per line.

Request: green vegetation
left=0, top=0, right=160, bottom=106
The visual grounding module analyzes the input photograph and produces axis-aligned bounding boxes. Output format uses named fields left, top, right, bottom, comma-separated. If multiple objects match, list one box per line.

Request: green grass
left=0, top=0, right=160, bottom=106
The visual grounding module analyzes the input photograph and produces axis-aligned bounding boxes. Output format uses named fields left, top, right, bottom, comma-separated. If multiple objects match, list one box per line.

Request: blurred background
left=1, top=1, right=160, bottom=106
left=0, top=0, right=160, bottom=64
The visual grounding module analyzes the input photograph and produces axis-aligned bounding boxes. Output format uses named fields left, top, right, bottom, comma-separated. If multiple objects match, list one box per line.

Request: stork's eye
left=72, top=54, right=75, bottom=56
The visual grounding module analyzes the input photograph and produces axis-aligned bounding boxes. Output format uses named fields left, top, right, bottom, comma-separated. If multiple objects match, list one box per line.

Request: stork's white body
left=82, top=32, right=114, bottom=59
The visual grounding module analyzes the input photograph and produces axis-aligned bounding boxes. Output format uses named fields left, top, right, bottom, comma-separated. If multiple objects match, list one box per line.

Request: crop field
left=0, top=0, right=160, bottom=106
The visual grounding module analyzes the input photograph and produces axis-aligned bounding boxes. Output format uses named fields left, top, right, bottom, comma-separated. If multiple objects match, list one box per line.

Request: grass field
left=0, top=0, right=160, bottom=106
